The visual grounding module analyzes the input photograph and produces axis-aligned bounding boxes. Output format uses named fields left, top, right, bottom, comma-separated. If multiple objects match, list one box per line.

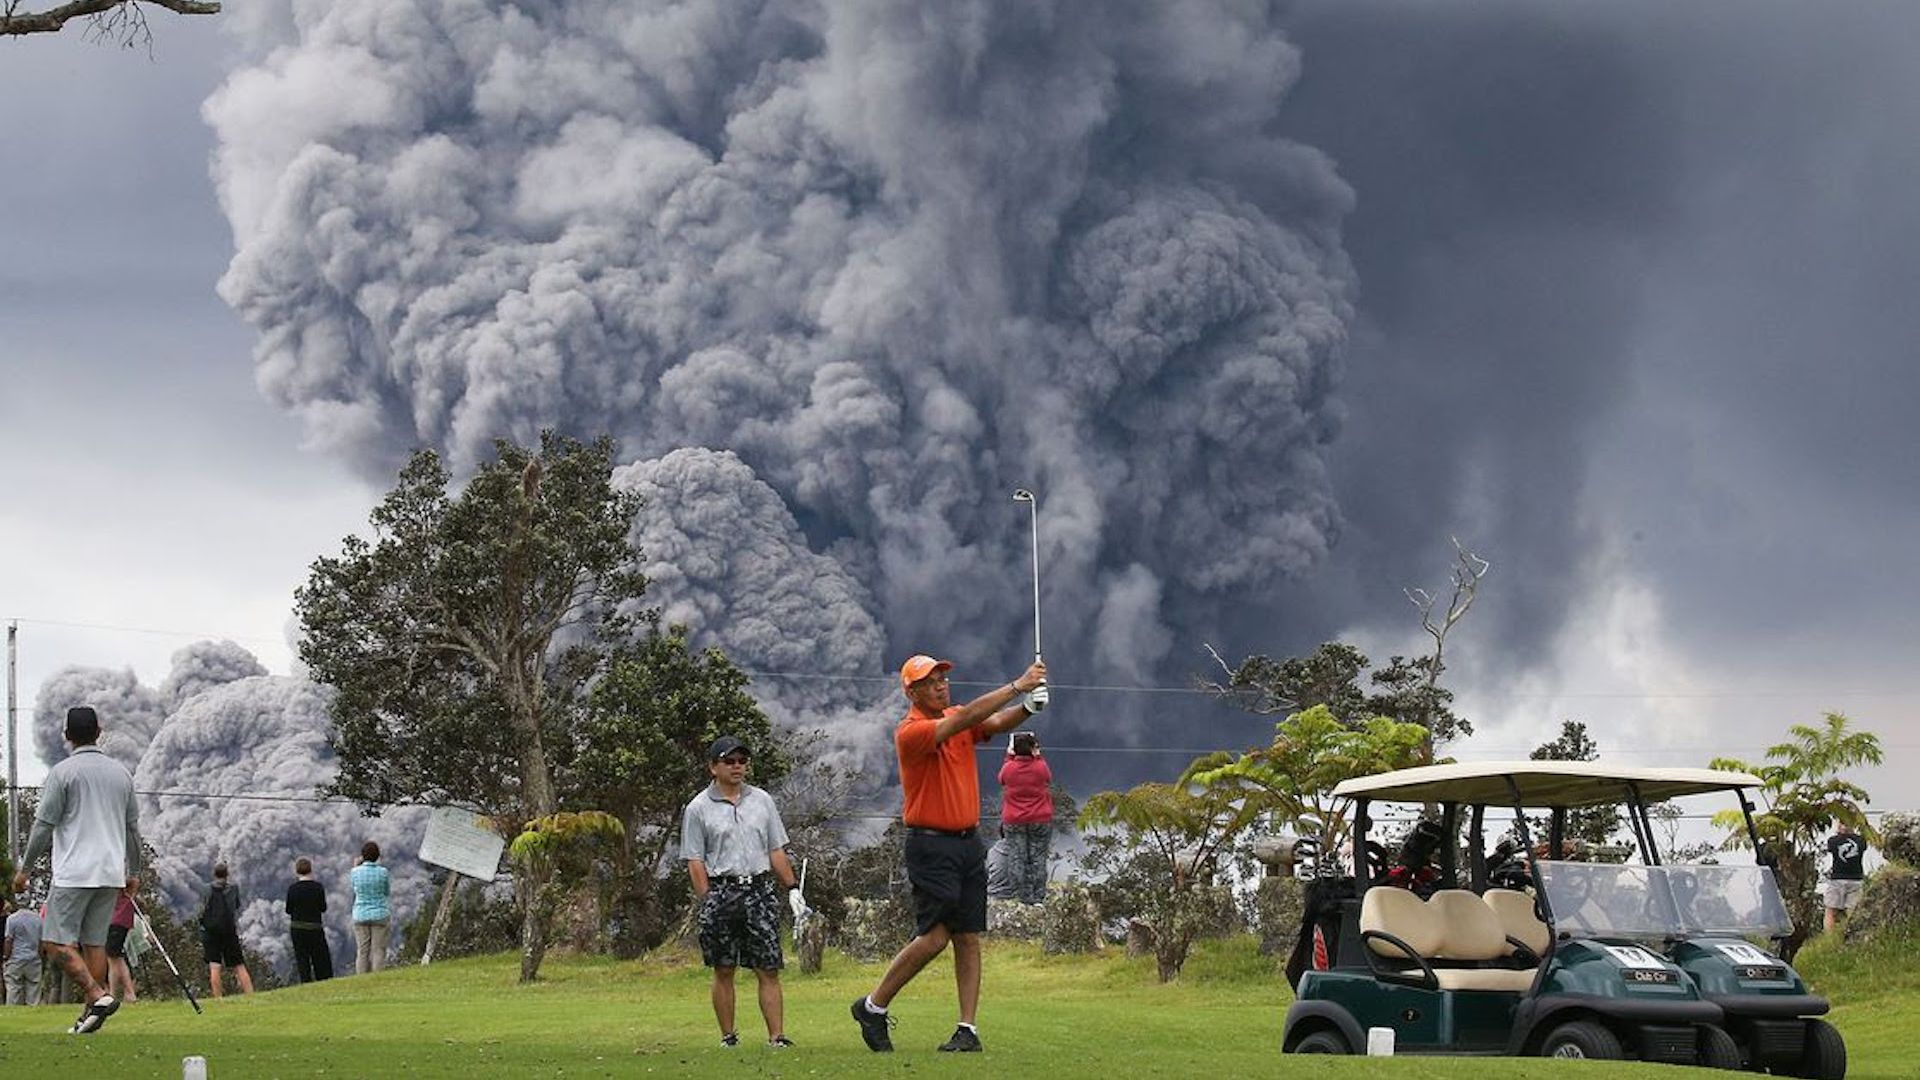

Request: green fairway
left=0, top=933, right=1904, bottom=1078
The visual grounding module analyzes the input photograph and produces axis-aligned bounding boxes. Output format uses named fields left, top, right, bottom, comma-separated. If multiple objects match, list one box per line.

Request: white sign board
left=419, top=806, right=507, bottom=881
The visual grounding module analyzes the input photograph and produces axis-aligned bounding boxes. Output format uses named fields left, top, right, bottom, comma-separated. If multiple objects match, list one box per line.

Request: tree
left=567, top=617, right=791, bottom=955
left=1, top=1, right=219, bottom=42
left=1401, top=538, right=1490, bottom=754
left=1079, top=775, right=1256, bottom=981
left=1202, top=641, right=1468, bottom=740
left=1710, top=712, right=1883, bottom=961
left=296, top=433, right=648, bottom=981
left=1529, top=721, right=1622, bottom=851
left=1185, top=704, right=1433, bottom=872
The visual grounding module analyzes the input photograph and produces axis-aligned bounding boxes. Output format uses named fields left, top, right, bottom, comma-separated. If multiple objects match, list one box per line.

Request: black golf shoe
left=850, top=997, right=894, bottom=1052
left=938, top=1025, right=982, bottom=1052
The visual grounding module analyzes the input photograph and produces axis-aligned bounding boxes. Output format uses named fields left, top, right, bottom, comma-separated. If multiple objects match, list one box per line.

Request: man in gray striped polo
left=11, top=706, right=142, bottom=1034
left=681, top=735, right=807, bottom=1049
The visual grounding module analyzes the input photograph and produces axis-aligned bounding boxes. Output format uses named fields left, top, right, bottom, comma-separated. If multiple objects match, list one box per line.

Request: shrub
left=1845, top=863, right=1920, bottom=944
left=1041, top=882, right=1101, bottom=955
left=1879, top=812, right=1920, bottom=868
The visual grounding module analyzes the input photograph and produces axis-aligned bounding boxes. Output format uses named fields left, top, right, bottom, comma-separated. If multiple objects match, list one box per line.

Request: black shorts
left=905, top=831, right=988, bottom=936
left=202, top=929, right=246, bottom=968
left=106, top=923, right=131, bottom=958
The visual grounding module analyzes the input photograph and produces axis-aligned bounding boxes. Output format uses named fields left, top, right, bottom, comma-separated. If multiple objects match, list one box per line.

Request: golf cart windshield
left=1537, top=861, right=1793, bottom=939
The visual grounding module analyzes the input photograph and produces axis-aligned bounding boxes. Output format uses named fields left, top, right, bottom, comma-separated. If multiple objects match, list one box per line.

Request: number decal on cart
left=1716, top=942, right=1774, bottom=966
left=1604, top=945, right=1665, bottom=969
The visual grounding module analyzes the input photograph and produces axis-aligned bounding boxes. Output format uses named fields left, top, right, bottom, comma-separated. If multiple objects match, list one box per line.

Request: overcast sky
left=2, top=3, right=1913, bottom=824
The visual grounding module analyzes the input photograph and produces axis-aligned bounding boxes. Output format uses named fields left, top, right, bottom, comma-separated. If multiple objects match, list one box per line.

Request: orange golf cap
left=899, top=654, right=953, bottom=689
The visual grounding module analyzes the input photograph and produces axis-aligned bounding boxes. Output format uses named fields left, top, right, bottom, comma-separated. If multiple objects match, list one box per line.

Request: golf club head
left=1012, top=488, right=1034, bottom=502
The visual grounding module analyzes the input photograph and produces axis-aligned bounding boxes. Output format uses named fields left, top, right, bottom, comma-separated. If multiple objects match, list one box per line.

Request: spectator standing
left=350, top=841, right=391, bottom=974
left=851, top=654, right=1047, bottom=1054
left=997, top=731, right=1054, bottom=905
left=4, top=899, right=44, bottom=1005
left=10, top=705, right=141, bottom=1033
left=200, top=863, right=254, bottom=997
left=1824, top=821, right=1868, bottom=933
left=105, top=892, right=139, bottom=1003
left=681, top=735, right=806, bottom=1048
left=286, top=857, right=332, bottom=983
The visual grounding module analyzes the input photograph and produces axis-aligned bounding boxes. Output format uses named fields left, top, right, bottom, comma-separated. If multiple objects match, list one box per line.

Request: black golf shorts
left=203, top=929, right=245, bottom=968
left=905, top=831, right=988, bottom=936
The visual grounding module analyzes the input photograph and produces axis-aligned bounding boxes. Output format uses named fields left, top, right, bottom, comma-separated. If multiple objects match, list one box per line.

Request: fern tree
left=1710, top=712, right=1883, bottom=961
left=1186, top=704, right=1432, bottom=873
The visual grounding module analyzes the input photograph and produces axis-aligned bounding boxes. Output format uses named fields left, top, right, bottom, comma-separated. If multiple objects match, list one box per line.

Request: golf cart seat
left=1360, top=887, right=1540, bottom=993
left=1483, top=888, right=1551, bottom=958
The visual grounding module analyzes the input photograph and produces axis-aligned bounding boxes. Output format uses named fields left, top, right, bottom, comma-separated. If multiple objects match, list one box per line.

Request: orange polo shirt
left=897, top=704, right=986, bottom=831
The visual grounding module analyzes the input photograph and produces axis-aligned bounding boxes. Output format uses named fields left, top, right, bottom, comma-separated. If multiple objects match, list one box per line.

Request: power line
left=9, top=619, right=1920, bottom=701
left=2, top=616, right=283, bottom=649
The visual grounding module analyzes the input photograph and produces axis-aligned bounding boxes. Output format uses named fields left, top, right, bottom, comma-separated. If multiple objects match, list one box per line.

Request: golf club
left=130, top=897, right=203, bottom=1014
left=1012, top=489, right=1041, bottom=662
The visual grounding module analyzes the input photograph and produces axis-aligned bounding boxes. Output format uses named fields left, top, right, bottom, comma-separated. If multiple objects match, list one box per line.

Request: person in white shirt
left=10, top=706, right=142, bottom=1034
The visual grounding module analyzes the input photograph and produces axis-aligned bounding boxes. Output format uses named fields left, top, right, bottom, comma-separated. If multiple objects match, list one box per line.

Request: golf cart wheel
left=1789, top=1018, right=1846, bottom=1080
left=1539, top=1020, right=1623, bottom=1060
left=1696, top=1025, right=1743, bottom=1071
left=1293, top=1030, right=1351, bottom=1054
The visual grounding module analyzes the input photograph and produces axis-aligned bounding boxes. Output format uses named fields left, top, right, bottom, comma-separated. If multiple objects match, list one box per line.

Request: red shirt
left=998, top=756, right=1054, bottom=825
left=897, top=704, right=987, bottom=831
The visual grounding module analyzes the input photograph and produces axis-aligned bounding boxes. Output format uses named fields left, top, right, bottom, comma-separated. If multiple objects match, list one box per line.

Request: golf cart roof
left=1332, top=760, right=1765, bottom=807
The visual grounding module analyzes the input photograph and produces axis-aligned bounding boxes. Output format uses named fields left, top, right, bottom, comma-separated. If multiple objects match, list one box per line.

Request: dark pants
left=291, top=926, right=333, bottom=982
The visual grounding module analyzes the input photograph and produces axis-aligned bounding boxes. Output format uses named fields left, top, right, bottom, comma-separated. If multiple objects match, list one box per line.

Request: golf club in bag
left=130, top=896, right=203, bottom=1014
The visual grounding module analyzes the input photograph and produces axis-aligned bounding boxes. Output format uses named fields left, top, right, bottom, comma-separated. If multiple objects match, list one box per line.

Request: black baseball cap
left=65, top=706, right=101, bottom=741
left=708, top=736, right=750, bottom=762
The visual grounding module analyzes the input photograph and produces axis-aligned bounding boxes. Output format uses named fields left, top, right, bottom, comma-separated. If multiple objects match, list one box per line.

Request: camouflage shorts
left=698, top=879, right=784, bottom=971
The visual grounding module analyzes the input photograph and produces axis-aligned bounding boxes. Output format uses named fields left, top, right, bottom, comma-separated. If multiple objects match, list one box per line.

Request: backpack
left=200, top=885, right=236, bottom=935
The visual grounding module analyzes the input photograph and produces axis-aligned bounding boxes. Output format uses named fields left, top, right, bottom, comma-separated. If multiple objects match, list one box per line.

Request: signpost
left=418, top=807, right=506, bottom=964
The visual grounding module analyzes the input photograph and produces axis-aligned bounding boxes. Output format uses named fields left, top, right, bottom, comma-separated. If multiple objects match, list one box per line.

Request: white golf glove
left=1022, top=683, right=1050, bottom=714
left=787, top=888, right=810, bottom=922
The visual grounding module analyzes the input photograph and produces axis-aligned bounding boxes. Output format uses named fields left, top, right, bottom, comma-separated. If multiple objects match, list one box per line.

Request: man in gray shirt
left=11, top=706, right=141, bottom=1033
left=4, top=898, right=45, bottom=1004
left=681, top=735, right=807, bottom=1049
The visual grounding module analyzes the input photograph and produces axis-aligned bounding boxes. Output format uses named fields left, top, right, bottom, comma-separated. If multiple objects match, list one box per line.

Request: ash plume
left=159, top=638, right=269, bottom=710
left=33, top=666, right=168, bottom=774
left=206, top=0, right=1359, bottom=724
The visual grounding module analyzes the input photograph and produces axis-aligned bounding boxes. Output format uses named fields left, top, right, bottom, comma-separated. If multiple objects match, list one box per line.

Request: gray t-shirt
left=25, top=744, right=142, bottom=887
left=4, top=909, right=43, bottom=972
left=680, top=783, right=789, bottom=877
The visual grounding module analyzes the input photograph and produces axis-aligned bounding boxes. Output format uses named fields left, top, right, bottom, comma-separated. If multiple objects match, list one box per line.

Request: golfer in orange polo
left=851, top=653, right=1048, bottom=1053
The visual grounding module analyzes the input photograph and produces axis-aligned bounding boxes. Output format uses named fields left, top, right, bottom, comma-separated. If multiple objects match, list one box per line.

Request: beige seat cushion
left=1360, top=886, right=1445, bottom=958
left=1484, top=888, right=1551, bottom=956
left=1433, top=966, right=1538, bottom=992
left=1428, top=889, right=1511, bottom=962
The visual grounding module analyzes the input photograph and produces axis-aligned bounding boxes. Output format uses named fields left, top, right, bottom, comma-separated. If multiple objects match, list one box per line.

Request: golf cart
left=1281, top=761, right=1844, bottom=1076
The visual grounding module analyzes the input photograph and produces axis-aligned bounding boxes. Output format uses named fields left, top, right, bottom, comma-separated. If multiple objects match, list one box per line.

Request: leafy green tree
left=1186, top=704, right=1433, bottom=872
left=567, top=617, right=791, bottom=954
left=508, top=810, right=626, bottom=962
left=296, top=432, right=648, bottom=981
left=1530, top=721, right=1622, bottom=851
left=1078, top=774, right=1257, bottom=981
left=1203, top=642, right=1470, bottom=743
left=1710, top=712, right=1883, bottom=961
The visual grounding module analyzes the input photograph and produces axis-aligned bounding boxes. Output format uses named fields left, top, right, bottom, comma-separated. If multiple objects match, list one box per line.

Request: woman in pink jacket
left=998, top=731, right=1054, bottom=904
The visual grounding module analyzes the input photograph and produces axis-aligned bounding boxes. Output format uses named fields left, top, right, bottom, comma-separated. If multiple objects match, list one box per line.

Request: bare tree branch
left=1403, top=537, right=1490, bottom=756
left=2, top=1, right=218, bottom=41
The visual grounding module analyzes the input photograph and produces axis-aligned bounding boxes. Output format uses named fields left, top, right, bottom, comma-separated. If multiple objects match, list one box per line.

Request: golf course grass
left=0, top=930, right=1908, bottom=1078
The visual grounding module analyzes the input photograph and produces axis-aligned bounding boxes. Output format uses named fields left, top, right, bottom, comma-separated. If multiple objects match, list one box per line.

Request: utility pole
left=7, top=620, right=18, bottom=869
